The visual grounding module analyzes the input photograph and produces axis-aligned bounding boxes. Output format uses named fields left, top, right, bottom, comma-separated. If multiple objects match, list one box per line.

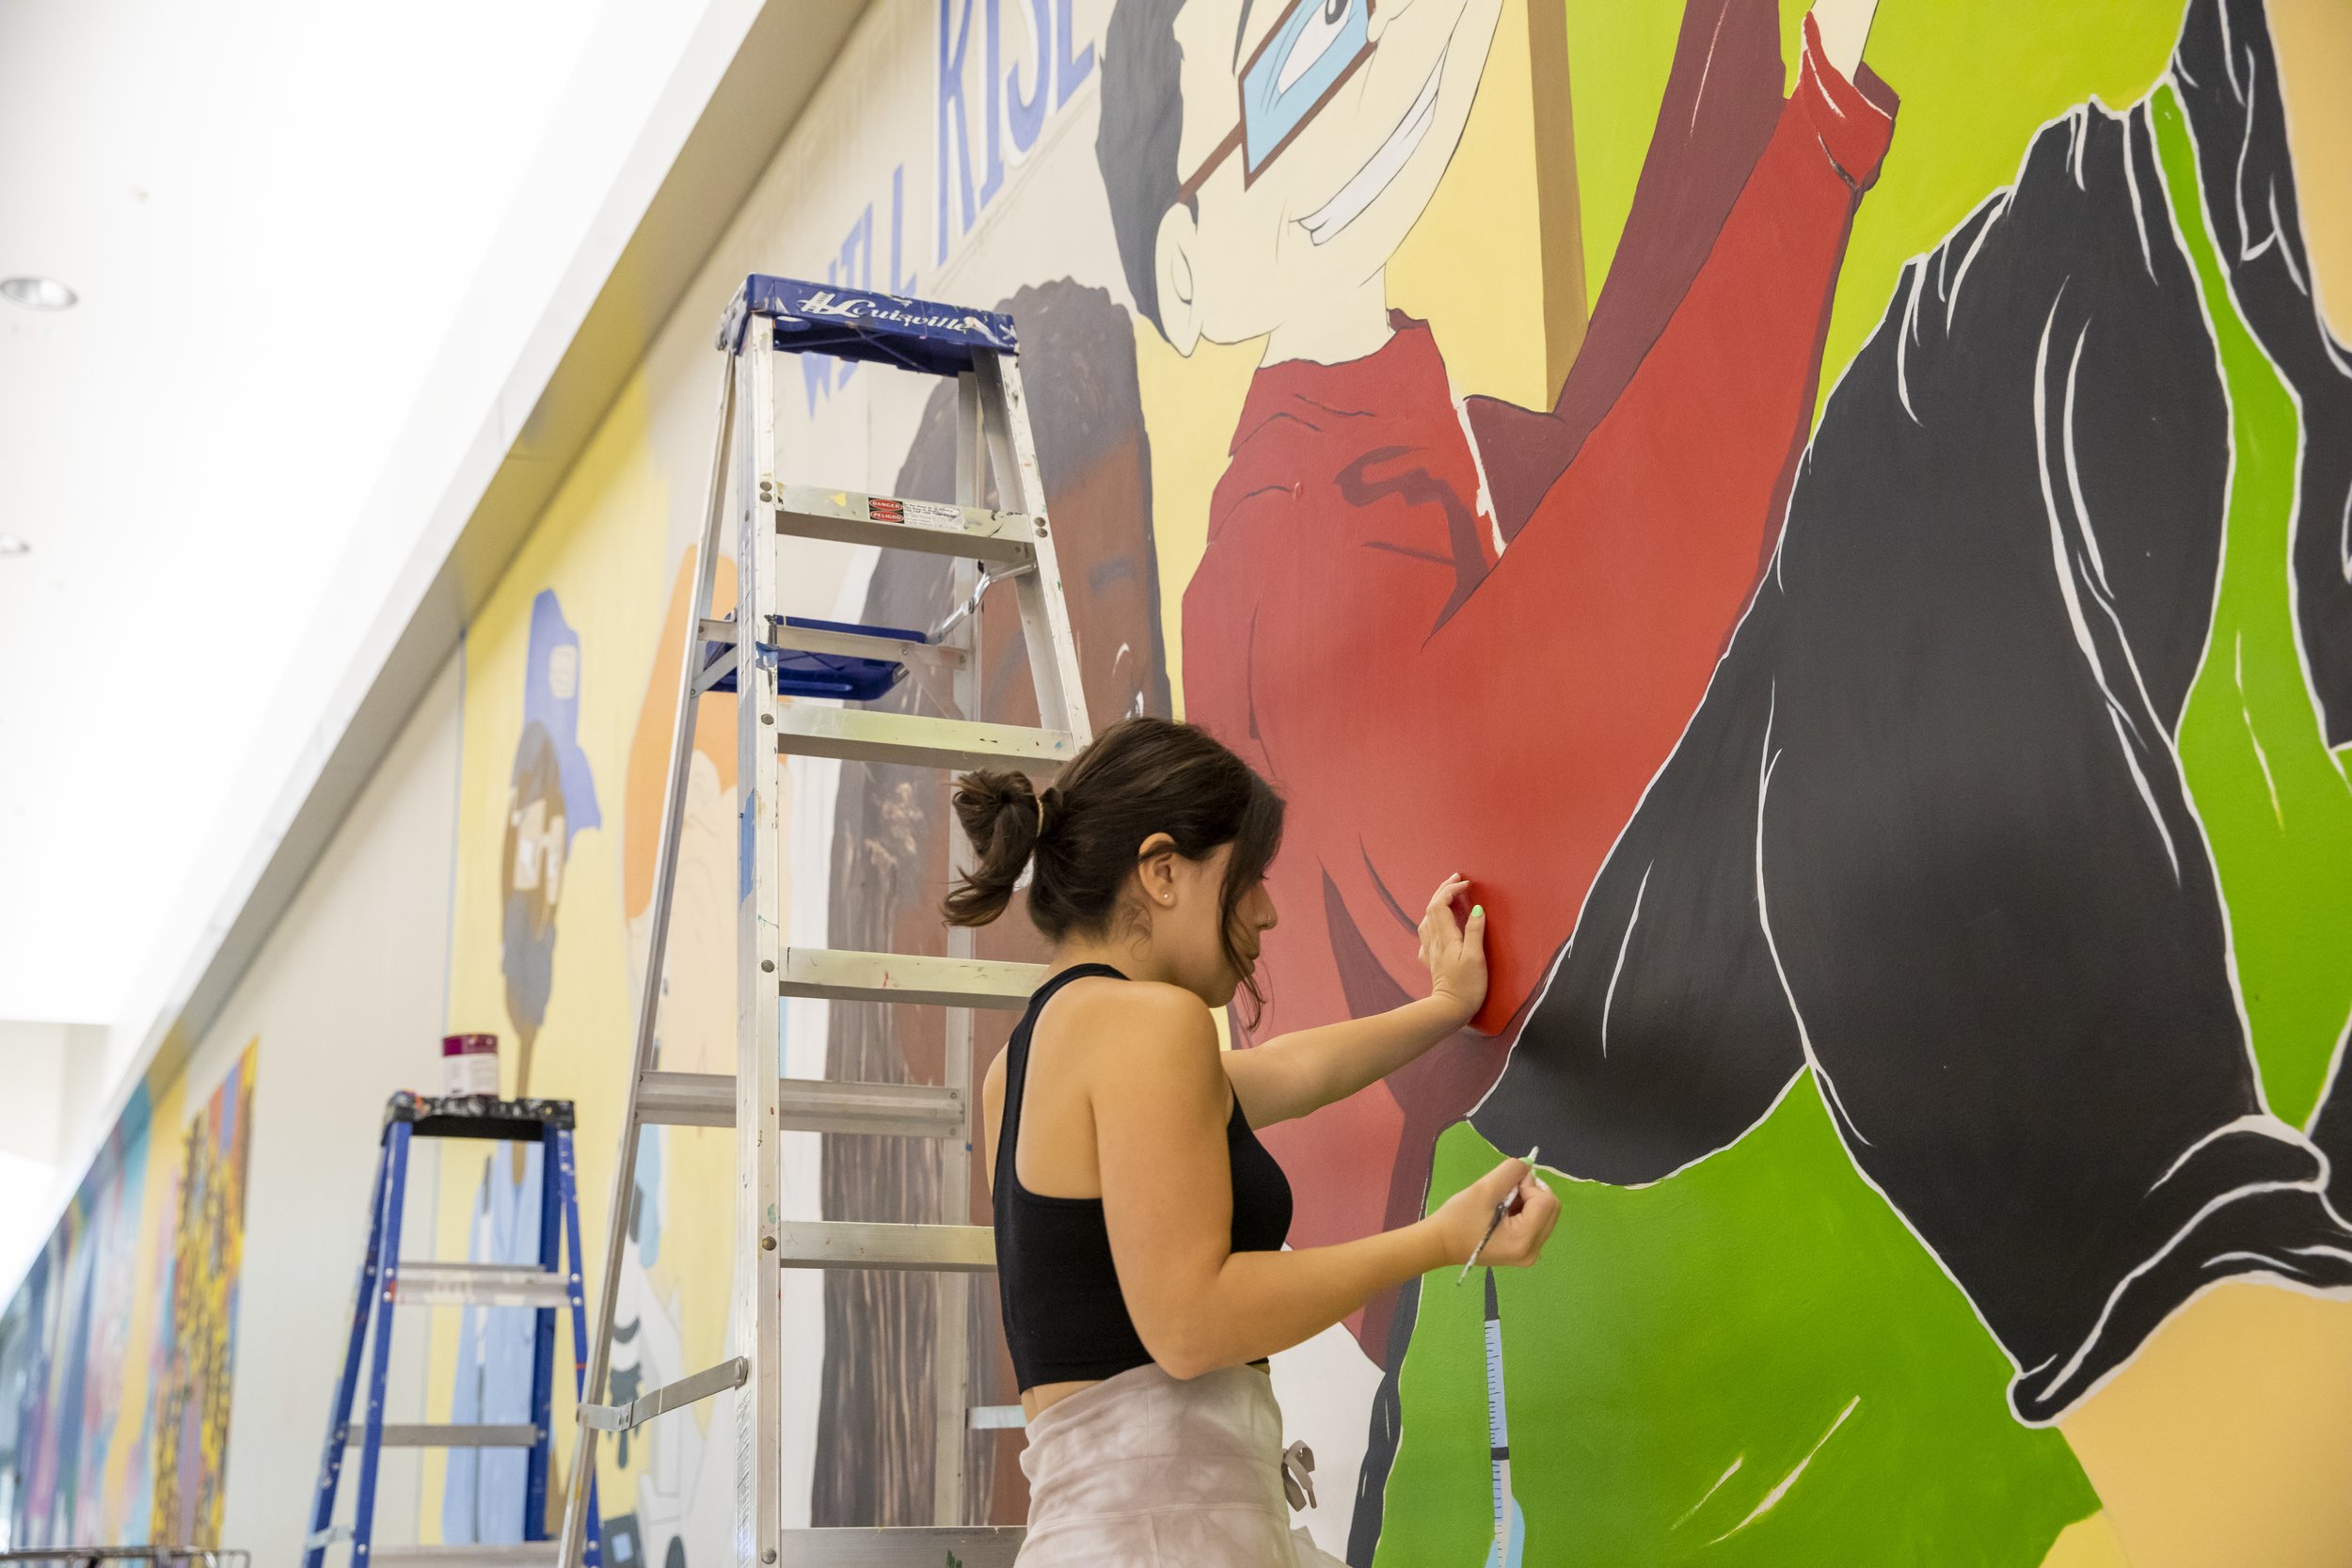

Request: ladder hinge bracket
left=578, top=1356, right=750, bottom=1433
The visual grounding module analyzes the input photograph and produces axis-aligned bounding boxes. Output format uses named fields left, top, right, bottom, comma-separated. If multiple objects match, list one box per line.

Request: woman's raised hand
left=1431, top=1153, right=1560, bottom=1270
left=1418, top=873, right=1488, bottom=1028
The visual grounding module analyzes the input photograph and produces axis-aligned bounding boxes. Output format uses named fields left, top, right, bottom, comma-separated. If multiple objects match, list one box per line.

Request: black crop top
left=993, top=963, right=1294, bottom=1390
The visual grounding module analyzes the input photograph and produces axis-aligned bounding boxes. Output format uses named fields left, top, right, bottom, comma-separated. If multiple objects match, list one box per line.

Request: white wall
left=0, top=1023, right=65, bottom=1171
left=0, top=1023, right=65, bottom=1279
left=173, top=653, right=464, bottom=1562
left=0, top=1022, right=105, bottom=1283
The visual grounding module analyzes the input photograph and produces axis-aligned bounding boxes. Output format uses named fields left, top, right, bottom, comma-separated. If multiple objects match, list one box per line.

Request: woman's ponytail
left=943, top=769, right=1055, bottom=927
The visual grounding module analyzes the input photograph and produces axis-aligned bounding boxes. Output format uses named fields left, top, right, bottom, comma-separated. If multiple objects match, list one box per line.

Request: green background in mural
left=2155, top=81, right=2352, bottom=1127
left=1568, top=3, right=2186, bottom=413
left=1385, top=1108, right=2098, bottom=1566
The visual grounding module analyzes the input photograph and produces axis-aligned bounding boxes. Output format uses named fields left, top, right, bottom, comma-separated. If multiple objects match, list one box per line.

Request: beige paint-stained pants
left=1015, top=1362, right=1347, bottom=1567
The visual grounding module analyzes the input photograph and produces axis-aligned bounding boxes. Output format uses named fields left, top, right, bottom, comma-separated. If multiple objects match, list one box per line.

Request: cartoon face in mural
left=1102, top=0, right=1506, bottom=356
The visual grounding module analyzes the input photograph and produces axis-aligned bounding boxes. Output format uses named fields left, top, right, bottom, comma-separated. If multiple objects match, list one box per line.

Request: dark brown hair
left=944, top=717, right=1285, bottom=1004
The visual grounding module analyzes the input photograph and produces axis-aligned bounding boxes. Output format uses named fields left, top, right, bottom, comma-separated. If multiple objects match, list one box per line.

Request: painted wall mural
left=0, top=1044, right=258, bottom=1552
left=421, top=0, right=2352, bottom=1562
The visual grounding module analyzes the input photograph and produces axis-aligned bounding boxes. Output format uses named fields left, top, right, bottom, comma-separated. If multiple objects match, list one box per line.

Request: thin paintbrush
left=1457, top=1147, right=1539, bottom=1284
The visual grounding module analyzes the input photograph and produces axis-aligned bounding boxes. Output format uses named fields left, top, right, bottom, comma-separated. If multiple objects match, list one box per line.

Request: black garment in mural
left=1474, top=0, right=2352, bottom=1425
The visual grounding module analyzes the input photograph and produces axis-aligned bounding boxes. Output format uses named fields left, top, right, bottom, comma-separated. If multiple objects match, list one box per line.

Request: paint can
left=441, top=1033, right=501, bottom=1098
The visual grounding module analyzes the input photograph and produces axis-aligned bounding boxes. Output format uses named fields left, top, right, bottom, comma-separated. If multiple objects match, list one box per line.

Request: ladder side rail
left=522, top=1129, right=563, bottom=1541
left=558, top=346, right=738, bottom=1568
left=350, top=1123, right=416, bottom=1566
left=304, top=1136, right=394, bottom=1568
left=930, top=369, right=988, bottom=1527
left=553, top=1129, right=604, bottom=1568
left=977, top=353, right=1093, bottom=747
left=735, top=315, right=788, bottom=1568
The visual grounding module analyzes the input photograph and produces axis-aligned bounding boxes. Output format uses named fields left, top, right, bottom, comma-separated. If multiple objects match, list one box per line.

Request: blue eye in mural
left=1239, top=0, right=1370, bottom=176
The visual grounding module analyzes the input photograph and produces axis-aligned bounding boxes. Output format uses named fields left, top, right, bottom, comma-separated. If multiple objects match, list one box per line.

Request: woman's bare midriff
left=1021, top=1378, right=1097, bottom=1421
left=1020, top=1360, right=1272, bottom=1422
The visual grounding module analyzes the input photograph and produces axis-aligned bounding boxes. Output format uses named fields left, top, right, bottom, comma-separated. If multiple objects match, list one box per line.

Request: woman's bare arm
left=1225, top=877, right=1487, bottom=1126
left=1094, top=983, right=1553, bottom=1377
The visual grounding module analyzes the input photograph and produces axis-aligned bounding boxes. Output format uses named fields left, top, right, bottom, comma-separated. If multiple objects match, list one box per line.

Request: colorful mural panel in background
left=0, top=1044, right=257, bottom=1552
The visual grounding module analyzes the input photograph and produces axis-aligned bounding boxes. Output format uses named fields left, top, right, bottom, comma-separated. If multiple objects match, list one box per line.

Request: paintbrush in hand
left=1457, top=1147, right=1540, bottom=1284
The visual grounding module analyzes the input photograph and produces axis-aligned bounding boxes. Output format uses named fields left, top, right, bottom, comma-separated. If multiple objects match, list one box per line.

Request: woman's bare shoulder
left=1051, top=976, right=1216, bottom=1034
left=1041, top=977, right=1221, bottom=1082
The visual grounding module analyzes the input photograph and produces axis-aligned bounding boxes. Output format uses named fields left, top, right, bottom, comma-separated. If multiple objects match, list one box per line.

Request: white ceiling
left=0, top=0, right=718, bottom=1024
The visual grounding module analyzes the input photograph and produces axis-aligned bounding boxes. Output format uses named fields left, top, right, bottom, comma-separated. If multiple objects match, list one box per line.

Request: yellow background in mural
left=428, top=368, right=739, bottom=1536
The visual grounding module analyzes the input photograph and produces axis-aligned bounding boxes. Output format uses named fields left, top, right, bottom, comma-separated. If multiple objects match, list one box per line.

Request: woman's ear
left=1136, top=832, right=1180, bottom=906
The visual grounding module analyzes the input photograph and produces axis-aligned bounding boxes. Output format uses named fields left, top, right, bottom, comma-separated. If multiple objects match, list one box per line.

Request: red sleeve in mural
left=1184, top=12, right=1895, bottom=1324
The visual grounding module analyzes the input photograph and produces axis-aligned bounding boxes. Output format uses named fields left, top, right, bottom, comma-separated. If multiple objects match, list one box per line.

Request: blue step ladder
left=304, top=1093, right=605, bottom=1568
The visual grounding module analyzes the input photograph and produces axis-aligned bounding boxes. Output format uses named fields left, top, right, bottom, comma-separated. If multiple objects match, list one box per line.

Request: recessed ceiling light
left=1, top=277, right=76, bottom=311
left=0, top=535, right=30, bottom=556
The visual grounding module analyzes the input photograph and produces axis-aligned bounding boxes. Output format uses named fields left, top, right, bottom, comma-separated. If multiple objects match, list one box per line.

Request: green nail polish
left=1472, top=905, right=1484, bottom=918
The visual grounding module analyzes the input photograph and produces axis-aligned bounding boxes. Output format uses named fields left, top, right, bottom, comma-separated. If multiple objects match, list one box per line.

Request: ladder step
left=773, top=1221, right=995, bottom=1272
left=773, top=483, right=1036, bottom=566
left=774, top=705, right=1075, bottom=773
left=341, top=1423, right=540, bottom=1449
left=767, top=616, right=967, bottom=675
left=579, top=1356, right=749, bottom=1434
left=774, top=1528, right=1025, bottom=1567
left=391, top=1262, right=574, bottom=1309
left=365, top=1548, right=558, bottom=1567
left=779, top=949, right=1044, bottom=1009
left=696, top=618, right=973, bottom=702
left=638, top=1071, right=965, bottom=1137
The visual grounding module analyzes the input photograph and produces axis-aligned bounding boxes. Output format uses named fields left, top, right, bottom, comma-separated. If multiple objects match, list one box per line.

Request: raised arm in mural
left=1189, top=8, right=1893, bottom=1045
left=1101, top=0, right=1899, bottom=1322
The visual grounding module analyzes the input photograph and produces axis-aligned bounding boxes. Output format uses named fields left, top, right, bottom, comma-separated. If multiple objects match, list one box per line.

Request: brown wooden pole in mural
left=1526, top=0, right=1587, bottom=403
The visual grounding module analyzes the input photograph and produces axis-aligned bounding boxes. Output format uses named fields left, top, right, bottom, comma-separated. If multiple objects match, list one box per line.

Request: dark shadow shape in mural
left=1475, top=0, right=2352, bottom=1428
left=812, top=279, right=1170, bottom=1528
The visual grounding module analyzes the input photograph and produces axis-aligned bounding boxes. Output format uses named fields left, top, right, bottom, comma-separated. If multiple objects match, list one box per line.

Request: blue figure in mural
left=503, top=590, right=601, bottom=1095
left=443, top=1140, right=545, bottom=1546
left=447, top=589, right=601, bottom=1545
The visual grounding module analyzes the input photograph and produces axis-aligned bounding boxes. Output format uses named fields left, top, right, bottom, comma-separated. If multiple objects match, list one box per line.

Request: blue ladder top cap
left=718, top=275, right=1018, bottom=374
left=384, top=1090, right=577, bottom=1137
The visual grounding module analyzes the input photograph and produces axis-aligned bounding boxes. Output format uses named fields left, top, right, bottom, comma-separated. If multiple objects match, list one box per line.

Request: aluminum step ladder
left=305, top=1094, right=605, bottom=1568
left=555, top=277, right=1093, bottom=1568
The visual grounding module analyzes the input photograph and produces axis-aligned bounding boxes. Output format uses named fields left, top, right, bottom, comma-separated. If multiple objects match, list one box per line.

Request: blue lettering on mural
left=938, top=0, right=981, bottom=262
left=1057, top=0, right=1093, bottom=108
left=984, top=0, right=1054, bottom=200
left=938, top=0, right=1093, bottom=262
left=801, top=173, right=919, bottom=418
